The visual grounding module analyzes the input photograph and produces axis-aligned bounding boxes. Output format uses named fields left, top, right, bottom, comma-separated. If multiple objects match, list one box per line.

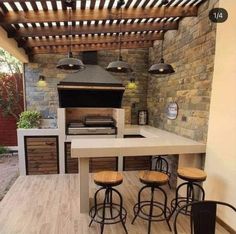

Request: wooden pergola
left=0, top=0, right=206, bottom=62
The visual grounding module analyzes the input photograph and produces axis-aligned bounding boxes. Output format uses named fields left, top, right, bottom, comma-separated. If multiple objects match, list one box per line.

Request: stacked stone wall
left=24, top=49, right=149, bottom=125
left=148, top=0, right=218, bottom=187
left=148, top=0, right=218, bottom=143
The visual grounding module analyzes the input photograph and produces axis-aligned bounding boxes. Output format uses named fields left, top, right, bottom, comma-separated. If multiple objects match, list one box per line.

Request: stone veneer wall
left=148, top=0, right=218, bottom=187
left=148, top=0, right=218, bottom=143
left=24, top=49, right=149, bottom=125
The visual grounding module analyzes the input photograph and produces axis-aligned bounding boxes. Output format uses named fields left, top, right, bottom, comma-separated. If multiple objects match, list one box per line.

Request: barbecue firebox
left=67, top=116, right=116, bottom=135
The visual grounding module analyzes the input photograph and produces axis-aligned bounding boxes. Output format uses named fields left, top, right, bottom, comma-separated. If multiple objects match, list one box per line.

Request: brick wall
left=0, top=111, right=17, bottom=146
left=24, top=49, right=149, bottom=125
left=147, top=0, right=218, bottom=143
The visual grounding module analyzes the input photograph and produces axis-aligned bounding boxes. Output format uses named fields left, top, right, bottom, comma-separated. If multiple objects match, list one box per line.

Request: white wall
left=205, top=0, right=236, bottom=230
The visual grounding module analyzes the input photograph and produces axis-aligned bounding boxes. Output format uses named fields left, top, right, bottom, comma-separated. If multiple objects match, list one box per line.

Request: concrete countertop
left=71, top=125, right=206, bottom=158
left=124, top=125, right=200, bottom=140
left=17, top=128, right=59, bottom=135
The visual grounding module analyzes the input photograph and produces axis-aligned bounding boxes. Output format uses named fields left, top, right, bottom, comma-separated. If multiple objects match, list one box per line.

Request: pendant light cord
left=69, top=7, right=72, bottom=55
left=119, top=3, right=122, bottom=60
left=160, top=3, right=167, bottom=60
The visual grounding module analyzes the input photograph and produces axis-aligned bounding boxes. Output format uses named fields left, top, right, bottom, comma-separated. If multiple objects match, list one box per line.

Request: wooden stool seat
left=177, top=167, right=207, bottom=182
left=139, top=171, right=169, bottom=186
left=94, top=171, right=123, bottom=187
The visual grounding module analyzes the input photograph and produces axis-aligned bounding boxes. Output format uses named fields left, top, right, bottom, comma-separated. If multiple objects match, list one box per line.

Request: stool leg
left=184, top=182, right=193, bottom=214
left=100, top=189, right=109, bottom=234
left=169, top=182, right=189, bottom=220
left=109, top=188, right=113, bottom=218
left=113, top=187, right=128, bottom=234
left=189, top=185, right=195, bottom=234
left=158, top=186, right=172, bottom=231
left=147, top=186, right=155, bottom=234
left=89, top=187, right=104, bottom=227
left=120, top=196, right=128, bottom=234
left=132, top=185, right=148, bottom=224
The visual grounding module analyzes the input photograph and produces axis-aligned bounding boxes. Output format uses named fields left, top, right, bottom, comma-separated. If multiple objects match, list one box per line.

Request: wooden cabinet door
left=89, top=157, right=118, bottom=172
left=25, top=136, right=59, bottom=175
left=123, top=156, right=151, bottom=171
left=65, top=142, right=79, bottom=173
left=65, top=143, right=118, bottom=173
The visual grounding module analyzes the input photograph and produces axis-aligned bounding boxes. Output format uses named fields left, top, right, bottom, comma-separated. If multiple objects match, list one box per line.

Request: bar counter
left=71, top=125, right=206, bottom=213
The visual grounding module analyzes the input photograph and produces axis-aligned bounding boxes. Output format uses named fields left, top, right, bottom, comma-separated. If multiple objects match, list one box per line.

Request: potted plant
left=17, top=111, right=41, bottom=129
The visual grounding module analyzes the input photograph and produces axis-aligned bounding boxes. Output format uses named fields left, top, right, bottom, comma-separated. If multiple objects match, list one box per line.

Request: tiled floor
left=0, top=171, right=230, bottom=234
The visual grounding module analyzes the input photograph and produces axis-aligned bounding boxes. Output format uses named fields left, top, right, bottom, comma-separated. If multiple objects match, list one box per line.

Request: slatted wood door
left=25, top=136, right=59, bottom=175
left=123, top=156, right=152, bottom=171
left=89, top=157, right=118, bottom=173
left=65, top=142, right=79, bottom=173
left=65, top=143, right=118, bottom=173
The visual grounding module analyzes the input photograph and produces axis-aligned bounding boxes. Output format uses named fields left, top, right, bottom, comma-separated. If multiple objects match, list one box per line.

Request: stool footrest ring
left=133, top=200, right=171, bottom=222
left=89, top=203, right=127, bottom=225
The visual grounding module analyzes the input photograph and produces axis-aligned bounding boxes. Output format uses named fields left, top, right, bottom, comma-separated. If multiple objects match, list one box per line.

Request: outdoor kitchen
left=18, top=51, right=150, bottom=175
left=0, top=0, right=236, bottom=233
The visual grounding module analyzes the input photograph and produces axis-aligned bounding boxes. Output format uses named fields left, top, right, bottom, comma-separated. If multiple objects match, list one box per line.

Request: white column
left=17, top=129, right=26, bottom=175
left=57, top=108, right=66, bottom=173
left=79, top=158, right=90, bottom=213
left=113, top=108, right=125, bottom=171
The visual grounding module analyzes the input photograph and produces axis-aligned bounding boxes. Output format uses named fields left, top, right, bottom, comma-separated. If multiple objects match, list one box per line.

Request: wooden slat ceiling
left=0, top=0, right=206, bottom=55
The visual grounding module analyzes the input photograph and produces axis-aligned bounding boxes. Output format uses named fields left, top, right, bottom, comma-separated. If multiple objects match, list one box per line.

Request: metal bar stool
left=131, top=171, right=172, bottom=234
left=89, top=171, right=128, bottom=234
left=152, top=155, right=172, bottom=189
left=169, top=167, right=207, bottom=219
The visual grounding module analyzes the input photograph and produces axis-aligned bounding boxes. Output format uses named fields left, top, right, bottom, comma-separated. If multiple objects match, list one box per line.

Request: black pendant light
left=106, top=0, right=133, bottom=73
left=148, top=0, right=175, bottom=75
left=57, top=0, right=85, bottom=72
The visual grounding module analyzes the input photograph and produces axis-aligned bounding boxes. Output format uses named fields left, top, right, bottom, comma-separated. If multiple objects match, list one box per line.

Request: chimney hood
left=57, top=65, right=125, bottom=108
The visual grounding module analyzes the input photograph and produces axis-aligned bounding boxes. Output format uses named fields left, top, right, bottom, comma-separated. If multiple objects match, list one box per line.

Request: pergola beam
left=11, top=22, right=178, bottom=38
left=25, top=33, right=163, bottom=47
left=0, top=26, right=28, bottom=62
left=0, top=7, right=198, bottom=25
left=31, top=41, right=153, bottom=54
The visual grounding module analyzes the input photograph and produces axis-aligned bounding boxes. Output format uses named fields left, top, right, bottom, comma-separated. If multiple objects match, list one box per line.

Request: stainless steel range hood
left=57, top=65, right=125, bottom=108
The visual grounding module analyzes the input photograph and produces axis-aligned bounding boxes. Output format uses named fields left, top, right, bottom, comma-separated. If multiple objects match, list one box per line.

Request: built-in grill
left=67, top=116, right=116, bottom=135
left=58, top=52, right=123, bottom=135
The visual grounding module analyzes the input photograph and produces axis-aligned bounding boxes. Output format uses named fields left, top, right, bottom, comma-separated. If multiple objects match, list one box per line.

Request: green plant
left=0, top=48, right=23, bottom=120
left=0, top=145, right=8, bottom=155
left=17, top=111, right=41, bottom=129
